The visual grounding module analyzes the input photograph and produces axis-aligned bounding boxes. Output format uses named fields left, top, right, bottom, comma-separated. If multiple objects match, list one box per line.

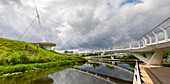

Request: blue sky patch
left=121, top=0, right=143, bottom=6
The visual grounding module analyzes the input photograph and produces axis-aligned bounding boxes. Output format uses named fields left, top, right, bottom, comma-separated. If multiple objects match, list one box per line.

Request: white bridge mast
left=36, top=8, right=46, bottom=42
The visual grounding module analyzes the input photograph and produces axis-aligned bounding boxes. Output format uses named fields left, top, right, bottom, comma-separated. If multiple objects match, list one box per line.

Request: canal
left=0, top=61, right=135, bottom=84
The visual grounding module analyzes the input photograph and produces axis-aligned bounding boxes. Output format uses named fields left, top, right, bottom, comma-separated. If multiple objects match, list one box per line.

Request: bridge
left=84, top=53, right=129, bottom=59
left=84, top=55, right=115, bottom=59
left=76, top=17, right=170, bottom=65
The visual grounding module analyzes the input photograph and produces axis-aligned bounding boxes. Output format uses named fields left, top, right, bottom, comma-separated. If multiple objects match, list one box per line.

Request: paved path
left=144, top=65, right=170, bottom=84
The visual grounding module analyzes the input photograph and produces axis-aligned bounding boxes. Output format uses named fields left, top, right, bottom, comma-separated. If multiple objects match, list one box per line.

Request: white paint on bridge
left=76, top=17, right=170, bottom=65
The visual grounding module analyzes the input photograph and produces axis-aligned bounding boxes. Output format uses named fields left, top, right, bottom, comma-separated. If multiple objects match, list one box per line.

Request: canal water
left=1, top=61, right=135, bottom=84
left=33, top=61, right=135, bottom=84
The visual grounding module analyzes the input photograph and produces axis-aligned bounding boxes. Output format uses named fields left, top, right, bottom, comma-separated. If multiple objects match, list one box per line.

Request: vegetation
left=138, top=53, right=146, bottom=58
left=0, top=38, right=87, bottom=74
left=119, top=54, right=138, bottom=59
left=163, top=50, right=170, bottom=59
left=0, top=38, right=86, bottom=65
left=91, top=56, right=111, bottom=59
left=64, top=51, right=73, bottom=53
left=0, top=60, right=75, bottom=74
left=0, top=64, right=77, bottom=84
left=81, top=53, right=99, bottom=57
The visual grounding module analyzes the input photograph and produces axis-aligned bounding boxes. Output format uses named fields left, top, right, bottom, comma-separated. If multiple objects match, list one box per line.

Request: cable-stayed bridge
left=76, top=17, right=170, bottom=65
left=14, top=9, right=170, bottom=84
left=19, top=9, right=170, bottom=65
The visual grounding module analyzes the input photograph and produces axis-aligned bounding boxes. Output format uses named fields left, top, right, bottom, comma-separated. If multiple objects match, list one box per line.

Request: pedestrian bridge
left=76, top=17, right=170, bottom=65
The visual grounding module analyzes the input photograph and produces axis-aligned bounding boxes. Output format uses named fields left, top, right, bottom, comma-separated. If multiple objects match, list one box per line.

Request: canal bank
left=0, top=61, right=135, bottom=84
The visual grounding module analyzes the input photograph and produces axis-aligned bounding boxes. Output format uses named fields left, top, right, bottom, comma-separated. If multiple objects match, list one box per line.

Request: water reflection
left=75, top=62, right=133, bottom=82
left=33, top=61, right=134, bottom=84
left=34, top=76, right=53, bottom=84
left=0, top=61, right=135, bottom=84
left=47, top=69, right=112, bottom=84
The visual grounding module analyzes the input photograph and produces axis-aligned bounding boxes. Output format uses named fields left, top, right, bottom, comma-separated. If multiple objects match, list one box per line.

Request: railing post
left=114, top=46, right=117, bottom=51
left=121, top=45, right=123, bottom=50
left=152, top=31, right=158, bottom=43
left=159, top=26, right=168, bottom=41
left=113, top=46, right=116, bottom=50
left=147, top=34, right=152, bottom=44
left=136, top=61, right=142, bottom=84
left=137, top=41, right=140, bottom=48
left=142, top=37, right=147, bottom=46
left=129, top=43, right=132, bottom=49
left=108, top=47, right=110, bottom=50
left=141, top=39, right=145, bottom=47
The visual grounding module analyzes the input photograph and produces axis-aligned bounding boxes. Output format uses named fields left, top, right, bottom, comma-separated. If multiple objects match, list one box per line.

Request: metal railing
left=78, top=17, right=170, bottom=54
left=136, top=60, right=142, bottom=84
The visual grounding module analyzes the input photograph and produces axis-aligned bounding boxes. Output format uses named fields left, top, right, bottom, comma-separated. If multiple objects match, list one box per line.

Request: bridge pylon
left=132, top=49, right=164, bottom=65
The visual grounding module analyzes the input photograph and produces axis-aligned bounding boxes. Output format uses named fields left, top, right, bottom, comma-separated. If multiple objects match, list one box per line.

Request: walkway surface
left=143, top=64, right=170, bottom=84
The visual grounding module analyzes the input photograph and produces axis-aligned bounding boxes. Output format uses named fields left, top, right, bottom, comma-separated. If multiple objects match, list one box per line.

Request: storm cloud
left=0, top=0, right=170, bottom=50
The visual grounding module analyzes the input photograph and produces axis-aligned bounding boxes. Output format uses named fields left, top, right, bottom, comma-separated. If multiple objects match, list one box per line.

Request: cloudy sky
left=0, top=0, right=170, bottom=50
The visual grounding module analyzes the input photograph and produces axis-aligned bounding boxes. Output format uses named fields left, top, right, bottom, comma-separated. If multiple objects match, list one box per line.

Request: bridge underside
left=33, top=42, right=56, bottom=50
left=79, top=41, right=170, bottom=65
left=132, top=49, right=164, bottom=65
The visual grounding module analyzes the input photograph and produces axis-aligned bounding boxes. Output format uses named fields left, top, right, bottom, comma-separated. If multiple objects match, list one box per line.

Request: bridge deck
left=141, top=64, right=170, bottom=84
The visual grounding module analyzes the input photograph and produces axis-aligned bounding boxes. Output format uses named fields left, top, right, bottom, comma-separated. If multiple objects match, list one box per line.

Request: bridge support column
left=148, top=49, right=163, bottom=65
left=111, top=53, right=114, bottom=59
left=111, top=56, right=114, bottom=59
left=101, top=52, right=105, bottom=56
left=132, top=49, right=164, bottom=65
left=112, top=61, right=115, bottom=65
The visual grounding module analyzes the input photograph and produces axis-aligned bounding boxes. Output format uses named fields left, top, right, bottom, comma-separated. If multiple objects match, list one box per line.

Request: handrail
left=136, top=60, right=142, bottom=84
left=140, top=17, right=170, bottom=40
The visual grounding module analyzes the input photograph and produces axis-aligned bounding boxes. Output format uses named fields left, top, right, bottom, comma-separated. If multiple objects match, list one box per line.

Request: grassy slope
left=0, top=38, right=87, bottom=73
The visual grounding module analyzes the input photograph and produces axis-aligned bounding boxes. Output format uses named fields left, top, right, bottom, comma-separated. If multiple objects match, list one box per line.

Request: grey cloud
left=0, top=0, right=170, bottom=50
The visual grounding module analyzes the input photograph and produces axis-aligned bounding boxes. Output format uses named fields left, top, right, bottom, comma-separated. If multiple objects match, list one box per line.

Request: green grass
left=0, top=38, right=87, bottom=66
left=0, top=38, right=87, bottom=75
left=0, top=60, right=76, bottom=74
left=0, top=64, right=77, bottom=84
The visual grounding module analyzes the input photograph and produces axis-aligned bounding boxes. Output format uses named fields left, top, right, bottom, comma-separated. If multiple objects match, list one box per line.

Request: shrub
left=29, top=57, right=37, bottom=63
left=37, top=55, right=46, bottom=63
left=19, top=53, right=29, bottom=64
left=0, top=52, right=8, bottom=65
left=8, top=53, right=20, bottom=65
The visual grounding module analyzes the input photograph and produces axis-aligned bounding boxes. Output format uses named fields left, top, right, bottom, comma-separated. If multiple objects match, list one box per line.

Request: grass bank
left=0, top=60, right=76, bottom=74
left=0, top=38, right=87, bottom=75
left=0, top=38, right=87, bottom=66
left=0, top=64, right=79, bottom=84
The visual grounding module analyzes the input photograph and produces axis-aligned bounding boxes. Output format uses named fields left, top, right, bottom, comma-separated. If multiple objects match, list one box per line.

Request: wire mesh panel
left=167, top=27, right=170, bottom=39
left=139, top=17, right=170, bottom=45
left=131, top=42, right=139, bottom=48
